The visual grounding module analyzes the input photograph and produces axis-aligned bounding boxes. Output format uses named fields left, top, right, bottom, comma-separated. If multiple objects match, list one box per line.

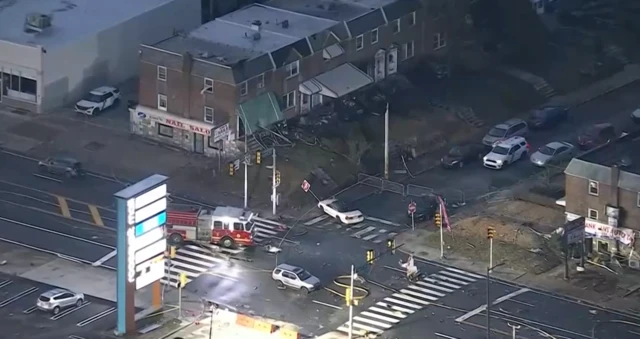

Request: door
left=387, top=46, right=398, bottom=75
left=281, top=271, right=298, bottom=288
left=300, top=93, right=310, bottom=113
left=58, top=293, right=75, bottom=307
left=196, top=222, right=211, bottom=241
left=374, top=49, right=386, bottom=82
left=194, top=133, right=204, bottom=154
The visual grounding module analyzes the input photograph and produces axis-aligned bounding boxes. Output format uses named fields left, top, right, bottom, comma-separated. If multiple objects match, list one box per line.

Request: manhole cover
left=85, top=141, right=105, bottom=151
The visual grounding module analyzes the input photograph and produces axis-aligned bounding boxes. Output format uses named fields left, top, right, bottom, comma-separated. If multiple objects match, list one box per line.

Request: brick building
left=131, top=0, right=447, bottom=156
left=563, top=133, right=640, bottom=266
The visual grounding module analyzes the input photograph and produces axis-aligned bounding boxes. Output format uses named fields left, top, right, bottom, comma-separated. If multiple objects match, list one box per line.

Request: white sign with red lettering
left=164, top=118, right=212, bottom=136
left=585, top=219, right=635, bottom=245
left=301, top=180, right=311, bottom=192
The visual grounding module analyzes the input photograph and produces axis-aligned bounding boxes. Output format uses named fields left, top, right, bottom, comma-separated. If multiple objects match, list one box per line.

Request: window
left=257, top=73, right=265, bottom=89
left=282, top=91, right=296, bottom=109
left=371, top=28, right=379, bottom=44
left=213, top=221, right=223, bottom=229
left=286, top=61, right=299, bottom=77
left=588, top=208, right=598, bottom=220
left=588, top=180, right=599, bottom=196
left=203, top=78, right=214, bottom=93
left=409, top=11, right=416, bottom=26
left=158, top=123, right=174, bottom=138
left=239, top=81, right=248, bottom=96
left=403, top=40, right=415, bottom=59
left=392, top=19, right=400, bottom=34
left=433, top=33, right=446, bottom=50
left=204, top=106, right=214, bottom=124
left=1, top=71, right=37, bottom=101
left=233, top=222, right=243, bottom=231
left=157, top=66, right=167, bottom=81
left=157, top=94, right=167, bottom=111
left=637, top=192, right=640, bottom=207
left=356, top=34, right=364, bottom=50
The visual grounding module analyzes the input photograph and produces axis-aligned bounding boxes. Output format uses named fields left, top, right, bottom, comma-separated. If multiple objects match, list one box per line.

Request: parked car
left=483, top=136, right=529, bottom=170
left=440, top=143, right=486, bottom=168
left=528, top=105, right=568, bottom=129
left=631, top=108, right=640, bottom=124
left=38, top=156, right=84, bottom=178
left=482, top=118, right=529, bottom=147
left=74, top=86, right=120, bottom=116
left=36, top=288, right=84, bottom=315
left=317, top=198, right=364, bottom=225
left=407, top=195, right=439, bottom=222
left=577, top=123, right=616, bottom=150
left=530, top=141, right=576, bottom=167
left=272, top=263, right=321, bottom=295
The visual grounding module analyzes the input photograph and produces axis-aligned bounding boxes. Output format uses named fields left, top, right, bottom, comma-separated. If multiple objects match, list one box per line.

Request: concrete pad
left=0, top=241, right=56, bottom=275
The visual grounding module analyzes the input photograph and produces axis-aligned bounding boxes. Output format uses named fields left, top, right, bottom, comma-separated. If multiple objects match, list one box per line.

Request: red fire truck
left=165, top=204, right=256, bottom=248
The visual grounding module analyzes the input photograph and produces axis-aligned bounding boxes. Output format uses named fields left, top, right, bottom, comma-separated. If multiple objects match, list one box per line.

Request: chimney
left=181, top=52, right=194, bottom=119
left=610, top=165, right=620, bottom=207
left=251, top=20, right=262, bottom=31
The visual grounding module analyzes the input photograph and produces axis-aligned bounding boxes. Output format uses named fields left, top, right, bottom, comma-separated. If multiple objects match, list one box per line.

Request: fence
left=382, top=179, right=405, bottom=195
left=406, top=184, right=434, bottom=198
left=357, top=173, right=384, bottom=191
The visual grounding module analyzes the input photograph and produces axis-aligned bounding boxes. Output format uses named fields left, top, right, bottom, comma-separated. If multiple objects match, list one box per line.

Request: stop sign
left=408, top=201, right=417, bottom=214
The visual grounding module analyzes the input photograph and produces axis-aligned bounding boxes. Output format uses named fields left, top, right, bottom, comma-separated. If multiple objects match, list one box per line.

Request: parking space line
left=23, top=306, right=37, bottom=314
left=87, top=205, right=104, bottom=226
left=92, top=250, right=117, bottom=267
left=0, top=287, right=38, bottom=308
left=56, top=196, right=72, bottom=218
left=76, top=307, right=116, bottom=327
left=0, top=279, right=12, bottom=289
left=32, top=173, right=63, bottom=183
left=51, top=301, right=91, bottom=320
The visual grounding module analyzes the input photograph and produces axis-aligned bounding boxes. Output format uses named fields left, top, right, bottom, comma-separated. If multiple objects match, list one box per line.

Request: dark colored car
left=407, top=196, right=439, bottom=222
left=528, top=105, right=568, bottom=129
left=441, top=144, right=486, bottom=168
left=577, top=123, right=617, bottom=150
left=631, top=109, right=640, bottom=124
left=38, top=156, right=84, bottom=178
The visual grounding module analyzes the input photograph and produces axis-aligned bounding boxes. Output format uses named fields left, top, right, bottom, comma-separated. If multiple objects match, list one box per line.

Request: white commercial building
left=0, top=0, right=201, bottom=113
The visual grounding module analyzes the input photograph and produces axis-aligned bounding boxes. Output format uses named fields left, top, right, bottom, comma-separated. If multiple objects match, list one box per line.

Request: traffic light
left=256, top=151, right=261, bottom=165
left=169, top=246, right=177, bottom=259
left=345, top=287, right=352, bottom=306
left=229, top=162, right=234, bottom=176
left=275, top=170, right=281, bottom=185
left=179, top=272, right=188, bottom=288
left=434, top=212, right=442, bottom=228
left=487, top=227, right=496, bottom=240
left=366, top=249, right=375, bottom=265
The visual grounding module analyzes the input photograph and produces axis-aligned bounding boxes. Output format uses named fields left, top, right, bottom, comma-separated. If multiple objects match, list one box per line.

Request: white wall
left=0, top=40, right=43, bottom=109
left=41, top=0, right=201, bottom=111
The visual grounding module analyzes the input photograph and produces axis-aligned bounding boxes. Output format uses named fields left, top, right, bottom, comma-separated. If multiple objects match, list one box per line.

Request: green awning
left=237, top=92, right=283, bottom=135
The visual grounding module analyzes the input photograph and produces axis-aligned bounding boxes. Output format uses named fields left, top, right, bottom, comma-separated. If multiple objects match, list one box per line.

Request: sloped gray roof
left=382, top=0, right=422, bottom=21
left=565, top=159, right=640, bottom=192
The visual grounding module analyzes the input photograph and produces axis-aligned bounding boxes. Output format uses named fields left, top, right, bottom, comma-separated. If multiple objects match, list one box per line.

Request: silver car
left=36, top=288, right=84, bottom=315
left=482, top=118, right=529, bottom=146
left=530, top=141, right=576, bottom=167
left=272, top=264, right=321, bottom=295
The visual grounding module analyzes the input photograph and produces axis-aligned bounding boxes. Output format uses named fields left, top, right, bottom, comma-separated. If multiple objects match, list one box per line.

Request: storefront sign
left=585, top=219, right=636, bottom=245
left=165, top=118, right=211, bottom=136
left=213, top=123, right=231, bottom=143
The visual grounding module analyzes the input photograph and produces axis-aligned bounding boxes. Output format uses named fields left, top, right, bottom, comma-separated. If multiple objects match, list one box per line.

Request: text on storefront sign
left=585, top=219, right=635, bottom=245
left=165, top=118, right=211, bottom=136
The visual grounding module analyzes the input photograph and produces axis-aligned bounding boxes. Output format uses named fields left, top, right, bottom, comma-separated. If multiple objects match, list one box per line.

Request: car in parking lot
left=38, top=156, right=84, bottom=178
left=36, top=288, right=84, bottom=315
left=74, top=86, right=120, bottom=116
left=317, top=198, right=364, bottom=225
left=483, top=136, right=529, bottom=170
left=482, top=118, right=529, bottom=147
left=577, top=123, right=616, bottom=150
left=272, top=263, right=321, bottom=295
left=440, top=143, right=486, bottom=168
left=528, top=105, right=569, bottom=129
left=530, top=141, right=576, bottom=167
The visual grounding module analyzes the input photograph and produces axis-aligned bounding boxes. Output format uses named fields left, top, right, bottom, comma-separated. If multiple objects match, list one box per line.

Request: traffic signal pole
left=439, top=204, right=444, bottom=259
left=348, top=264, right=355, bottom=339
left=272, top=148, right=277, bottom=215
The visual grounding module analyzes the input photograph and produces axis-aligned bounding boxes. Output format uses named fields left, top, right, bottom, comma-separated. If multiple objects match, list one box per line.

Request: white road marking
left=393, top=292, right=432, bottom=305
left=376, top=301, right=415, bottom=314
left=385, top=296, right=423, bottom=309
left=431, top=274, right=470, bottom=285
left=337, top=325, right=366, bottom=336
left=415, top=280, right=454, bottom=293
left=92, top=250, right=117, bottom=267
left=422, top=277, right=461, bottom=289
left=455, top=288, right=530, bottom=323
left=304, top=215, right=328, bottom=226
left=351, top=322, right=384, bottom=333
left=445, top=267, right=485, bottom=279
left=439, top=270, right=477, bottom=282
left=400, top=288, right=439, bottom=301
left=407, top=284, right=446, bottom=297
left=365, top=216, right=401, bottom=226
left=360, top=311, right=401, bottom=323
left=369, top=306, right=407, bottom=318
left=352, top=226, right=376, bottom=238
left=353, top=316, right=393, bottom=328
left=362, top=233, right=379, bottom=241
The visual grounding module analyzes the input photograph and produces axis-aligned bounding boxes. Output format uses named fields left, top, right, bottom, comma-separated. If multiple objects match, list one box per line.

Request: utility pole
left=486, top=267, right=491, bottom=339
left=439, top=203, right=444, bottom=259
left=243, top=127, right=248, bottom=209
left=384, top=102, right=389, bottom=180
left=348, top=264, right=355, bottom=339
left=508, top=323, right=520, bottom=339
left=272, top=148, right=277, bottom=215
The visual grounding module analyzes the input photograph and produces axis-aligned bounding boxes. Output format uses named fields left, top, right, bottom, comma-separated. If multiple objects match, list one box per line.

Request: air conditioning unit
left=24, top=13, right=52, bottom=33
left=629, top=259, right=640, bottom=270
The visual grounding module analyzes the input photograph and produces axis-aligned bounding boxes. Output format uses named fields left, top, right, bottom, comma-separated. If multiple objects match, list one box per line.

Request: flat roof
left=0, top=0, right=177, bottom=48
left=154, top=3, right=338, bottom=64
left=265, top=0, right=395, bottom=21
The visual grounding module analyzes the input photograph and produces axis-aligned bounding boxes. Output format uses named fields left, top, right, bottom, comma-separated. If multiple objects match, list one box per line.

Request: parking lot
left=0, top=272, right=118, bottom=339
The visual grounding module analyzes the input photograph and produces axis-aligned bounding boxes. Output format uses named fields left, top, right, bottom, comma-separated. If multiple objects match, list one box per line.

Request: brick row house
left=563, top=134, right=640, bottom=268
left=133, top=0, right=448, bottom=156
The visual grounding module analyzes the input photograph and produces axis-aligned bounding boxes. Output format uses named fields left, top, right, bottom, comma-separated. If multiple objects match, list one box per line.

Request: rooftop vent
left=24, top=13, right=52, bottom=33
left=616, top=155, right=632, bottom=168
left=251, top=20, right=262, bottom=31
left=281, top=20, right=289, bottom=29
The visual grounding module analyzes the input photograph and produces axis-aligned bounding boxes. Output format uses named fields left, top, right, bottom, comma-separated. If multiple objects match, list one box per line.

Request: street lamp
left=486, top=262, right=505, bottom=339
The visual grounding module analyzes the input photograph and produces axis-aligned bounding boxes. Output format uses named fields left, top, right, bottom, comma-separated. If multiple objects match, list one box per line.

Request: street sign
left=408, top=201, right=416, bottom=214
left=565, top=217, right=585, bottom=245
left=301, top=179, right=311, bottom=192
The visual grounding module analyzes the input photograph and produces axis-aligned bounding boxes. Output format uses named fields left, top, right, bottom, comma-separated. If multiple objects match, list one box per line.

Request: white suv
left=483, top=136, right=529, bottom=170
left=74, top=86, right=120, bottom=115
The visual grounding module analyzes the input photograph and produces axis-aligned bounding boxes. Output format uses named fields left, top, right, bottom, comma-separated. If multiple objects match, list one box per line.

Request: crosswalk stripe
left=400, top=289, right=439, bottom=301
left=175, top=251, right=224, bottom=265
left=407, top=285, right=445, bottom=297
left=167, top=261, right=209, bottom=275
left=415, top=280, right=454, bottom=293
left=422, top=277, right=461, bottom=289
left=336, top=325, right=366, bottom=336
left=353, top=316, right=393, bottom=328
left=432, top=274, right=469, bottom=286
left=385, top=297, right=423, bottom=309
left=394, top=292, right=433, bottom=305
left=375, top=302, right=414, bottom=314
left=351, top=322, right=384, bottom=333
left=362, top=233, right=379, bottom=241
left=361, top=311, right=401, bottom=323
left=439, top=270, right=477, bottom=282
left=304, top=215, right=328, bottom=226
left=369, top=307, right=408, bottom=318
left=445, top=267, right=484, bottom=279
left=352, top=226, right=376, bottom=238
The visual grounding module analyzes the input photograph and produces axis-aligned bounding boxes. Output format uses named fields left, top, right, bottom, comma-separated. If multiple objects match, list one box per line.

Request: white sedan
left=317, top=198, right=364, bottom=225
